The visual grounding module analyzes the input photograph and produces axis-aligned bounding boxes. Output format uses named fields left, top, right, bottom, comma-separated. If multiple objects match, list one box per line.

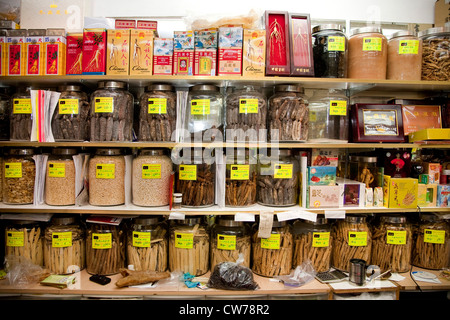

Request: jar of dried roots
left=127, top=216, right=168, bottom=272
left=10, top=87, right=32, bottom=141
left=5, top=220, right=44, bottom=266
left=45, top=148, right=78, bottom=206
left=168, top=216, right=210, bottom=276
left=210, top=215, right=251, bottom=270
left=419, top=26, right=450, bottom=81
left=44, top=215, right=85, bottom=274
left=0, top=88, right=11, bottom=141
left=3, top=148, right=36, bottom=204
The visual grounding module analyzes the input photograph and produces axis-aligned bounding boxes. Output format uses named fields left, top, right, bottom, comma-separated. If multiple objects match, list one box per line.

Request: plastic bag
left=207, top=253, right=259, bottom=290
left=3, top=255, right=50, bottom=288
left=275, top=260, right=317, bottom=287
left=184, top=9, right=263, bottom=31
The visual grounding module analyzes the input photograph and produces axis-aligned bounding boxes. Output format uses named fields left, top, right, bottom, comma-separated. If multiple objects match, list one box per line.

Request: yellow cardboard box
left=383, top=175, right=418, bottom=208
left=107, top=29, right=130, bottom=75
left=418, top=183, right=437, bottom=207
left=129, top=29, right=153, bottom=75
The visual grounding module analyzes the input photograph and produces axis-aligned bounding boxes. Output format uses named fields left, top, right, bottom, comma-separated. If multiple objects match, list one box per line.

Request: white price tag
left=258, top=211, right=274, bottom=239
left=276, top=211, right=300, bottom=221
left=234, top=212, right=256, bottom=222
left=168, top=212, right=186, bottom=220
left=324, top=210, right=346, bottom=219
left=298, top=211, right=317, bottom=222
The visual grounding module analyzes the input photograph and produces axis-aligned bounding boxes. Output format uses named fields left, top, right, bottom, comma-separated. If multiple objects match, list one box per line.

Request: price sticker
left=261, top=233, right=281, bottom=250
left=174, top=232, right=194, bottom=249
left=312, top=232, right=330, bottom=247
left=348, top=231, right=368, bottom=246
left=52, top=232, right=73, bottom=248
left=132, top=231, right=151, bottom=247
left=13, top=99, right=32, bottom=114
left=328, top=36, right=346, bottom=51
left=48, top=162, right=66, bottom=178
left=230, top=164, right=250, bottom=180
left=387, top=230, right=407, bottom=245
left=398, top=40, right=419, bottom=54
left=362, top=37, right=382, bottom=51
left=329, top=100, right=347, bottom=116
left=424, top=229, right=446, bottom=244
left=142, top=164, right=161, bottom=179
left=239, top=99, right=259, bottom=114
left=96, top=163, right=115, bottom=179
left=6, top=231, right=24, bottom=247
left=148, top=98, right=167, bottom=114
left=217, top=234, right=236, bottom=250
left=191, top=99, right=210, bottom=115
left=274, top=164, right=293, bottom=179
left=94, top=97, right=114, bottom=113
left=92, top=233, right=112, bottom=249
left=5, top=162, right=22, bottom=178
left=58, top=99, right=79, bottom=114
left=179, top=164, right=197, bottom=180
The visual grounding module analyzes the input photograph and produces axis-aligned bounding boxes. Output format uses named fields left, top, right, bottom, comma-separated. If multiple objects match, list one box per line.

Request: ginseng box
left=194, top=28, right=217, bottom=76
left=218, top=25, right=243, bottom=76
left=66, top=33, right=83, bottom=75
left=418, top=183, right=437, bottom=207
left=82, top=28, right=106, bottom=75
left=173, top=31, right=194, bottom=75
left=383, top=175, right=418, bottom=208
left=44, top=29, right=66, bottom=76
left=6, top=30, right=26, bottom=76
left=308, top=185, right=340, bottom=208
left=25, top=31, right=45, bottom=75
left=153, top=38, right=173, bottom=75
left=242, top=29, right=265, bottom=77
left=437, top=184, right=450, bottom=207
left=0, top=33, right=5, bottom=76
left=106, top=29, right=130, bottom=75
left=129, top=29, right=153, bottom=75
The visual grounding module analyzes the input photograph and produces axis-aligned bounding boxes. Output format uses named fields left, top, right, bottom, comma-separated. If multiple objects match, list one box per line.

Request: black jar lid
left=58, top=84, right=83, bottom=92
left=312, top=24, right=345, bottom=34
left=7, top=148, right=35, bottom=156
left=95, top=148, right=124, bottom=156
left=146, top=83, right=174, bottom=92
left=51, top=148, right=78, bottom=155
left=274, top=84, right=304, bottom=94
left=190, top=84, right=219, bottom=92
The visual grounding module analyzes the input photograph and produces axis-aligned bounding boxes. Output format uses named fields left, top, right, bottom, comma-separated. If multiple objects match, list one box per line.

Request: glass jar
left=225, top=148, right=257, bottom=207
left=10, top=87, right=32, bottom=141
left=0, top=88, right=11, bottom=140
left=225, top=85, right=267, bottom=142
left=138, top=84, right=177, bottom=142
left=268, top=84, right=309, bottom=142
left=127, top=216, right=168, bottom=272
left=312, top=24, right=348, bottom=78
left=3, top=148, right=36, bottom=204
left=88, top=148, right=125, bottom=206
left=251, top=217, right=293, bottom=277
left=371, top=215, right=412, bottom=273
left=45, top=148, right=78, bottom=206
left=168, top=216, right=210, bottom=276
left=132, top=148, right=173, bottom=207
left=0, top=154, right=3, bottom=202
left=174, top=148, right=215, bottom=208
left=412, top=213, right=449, bottom=269
left=257, top=149, right=299, bottom=207
left=419, top=26, right=450, bottom=81
left=387, top=31, right=423, bottom=81
left=186, top=84, right=224, bottom=142
left=44, top=215, right=85, bottom=274
left=349, top=156, right=378, bottom=189
left=89, top=81, right=134, bottom=141
left=52, top=85, right=90, bottom=141
left=5, top=220, right=44, bottom=266
left=308, top=89, right=349, bottom=143
left=348, top=27, right=387, bottom=79
left=292, top=216, right=332, bottom=273
left=210, top=215, right=251, bottom=270
left=332, top=215, right=372, bottom=272
left=86, top=220, right=125, bottom=275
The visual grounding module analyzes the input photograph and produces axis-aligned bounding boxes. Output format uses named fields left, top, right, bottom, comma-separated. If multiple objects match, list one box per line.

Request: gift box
left=265, top=11, right=290, bottom=76
left=311, top=148, right=339, bottom=167
left=437, top=184, right=450, bottom=207
left=218, top=25, right=243, bottom=76
left=153, top=38, right=173, bottom=75
left=418, top=183, right=437, bottom=207
left=129, top=29, right=153, bottom=75
left=242, top=29, right=265, bottom=77
left=82, top=28, right=106, bottom=75
left=288, top=13, right=314, bottom=76
left=106, top=29, right=130, bottom=75
left=423, top=162, right=441, bottom=184
left=25, top=29, right=45, bottom=75
left=383, top=175, right=418, bottom=208
left=308, top=185, right=340, bottom=208
left=194, top=28, right=217, bottom=76
left=336, top=177, right=365, bottom=207
left=173, top=31, right=194, bottom=75
left=45, top=28, right=67, bottom=76
left=6, top=29, right=26, bottom=76
left=308, top=166, right=337, bottom=186
left=66, top=33, right=83, bottom=75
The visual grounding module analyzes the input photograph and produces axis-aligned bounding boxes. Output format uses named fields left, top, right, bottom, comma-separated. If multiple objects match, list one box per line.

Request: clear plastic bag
left=207, top=253, right=259, bottom=290
left=275, top=260, right=317, bottom=287
left=3, top=255, right=50, bottom=288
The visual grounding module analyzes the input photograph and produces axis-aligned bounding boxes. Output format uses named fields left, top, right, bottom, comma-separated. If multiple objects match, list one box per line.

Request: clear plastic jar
left=10, top=87, right=32, bottom=141
left=5, top=220, right=44, bottom=266
left=52, top=85, right=90, bottom=141
left=174, top=148, right=215, bottom=208
left=348, top=27, right=387, bottom=79
left=44, top=215, right=85, bottom=274
left=251, top=217, right=293, bottom=277
left=312, top=24, right=348, bottom=78
left=292, top=216, right=332, bottom=273
left=225, top=85, right=267, bottom=142
left=90, top=81, right=134, bottom=141
left=268, top=84, right=309, bottom=142
left=412, top=213, right=449, bottom=269
left=308, top=89, right=349, bottom=142
left=225, top=148, right=257, bottom=207
left=257, top=149, right=299, bottom=207
left=349, top=156, right=378, bottom=189
left=132, top=148, right=173, bottom=207
left=3, top=148, right=36, bottom=204
left=0, top=88, right=11, bottom=140
left=371, top=215, right=412, bottom=273
left=45, top=148, right=77, bottom=206
left=138, top=84, right=177, bottom=142
left=86, top=220, right=125, bottom=275
left=419, top=26, right=450, bottom=81
left=186, top=84, right=224, bottom=142
left=168, top=216, right=210, bottom=276
left=332, top=215, right=372, bottom=272
left=210, top=215, right=251, bottom=270
left=127, top=216, right=168, bottom=272
left=387, top=31, right=423, bottom=80
left=88, top=148, right=125, bottom=206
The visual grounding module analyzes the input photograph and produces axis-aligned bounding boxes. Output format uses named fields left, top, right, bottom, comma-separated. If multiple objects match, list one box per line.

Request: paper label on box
left=239, top=99, right=258, bottom=114
left=274, top=164, right=293, bottom=179
left=48, top=162, right=66, bottom=178
left=362, top=37, right=382, bottom=51
left=348, top=231, right=368, bottom=246
left=329, top=100, right=347, bottom=116
left=424, top=229, right=446, bottom=244
left=261, top=233, right=281, bottom=249
left=94, top=97, right=114, bottom=113
left=5, top=162, right=22, bottom=178
left=217, top=234, right=236, bottom=250
left=52, top=232, right=73, bottom=248
left=386, top=230, right=407, bottom=245
left=179, top=165, right=197, bottom=180
left=59, top=99, right=79, bottom=114
left=328, top=36, right=346, bottom=51
left=132, top=231, right=151, bottom=247
left=398, top=40, right=419, bottom=54
left=230, top=164, right=250, bottom=180
left=92, top=233, right=112, bottom=249
left=312, top=232, right=330, bottom=247
left=148, top=98, right=167, bottom=114
left=6, top=231, right=24, bottom=247
left=96, top=163, right=115, bottom=179
left=175, top=232, right=194, bottom=249
left=13, top=99, right=32, bottom=114
left=191, top=99, right=210, bottom=115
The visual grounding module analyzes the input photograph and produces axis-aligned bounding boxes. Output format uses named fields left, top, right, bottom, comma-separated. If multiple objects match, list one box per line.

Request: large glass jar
left=292, top=216, right=332, bottom=273
left=0, top=154, right=3, bottom=202
left=168, top=216, right=210, bottom=276
left=387, top=31, right=423, bottom=81
left=174, top=148, right=215, bottom=208
left=45, top=148, right=77, bottom=206
left=348, top=27, right=387, bottom=79
left=3, top=148, right=36, bottom=204
left=257, top=149, right=299, bottom=207
left=312, top=24, right=348, bottom=78
left=52, top=85, right=90, bottom=141
left=186, top=84, right=223, bottom=142
left=251, top=217, right=293, bottom=277
left=86, top=220, right=125, bottom=275
left=210, top=215, right=251, bottom=270
left=371, top=215, right=412, bottom=273
left=138, top=83, right=177, bottom=142
left=308, top=89, right=349, bottom=143
left=332, top=215, right=372, bottom=272
left=132, top=148, right=173, bottom=207
left=89, top=81, right=134, bottom=141
left=44, top=215, right=85, bottom=274
left=5, top=220, right=44, bottom=266
left=349, top=155, right=378, bottom=189
left=10, top=87, right=32, bottom=141
left=268, top=84, right=309, bottom=142
left=412, top=213, right=449, bottom=269
left=0, top=88, right=11, bottom=140
left=127, top=216, right=168, bottom=272
left=225, top=85, right=267, bottom=142
left=419, top=26, right=450, bottom=81
left=88, top=148, right=125, bottom=206
left=225, top=148, right=257, bottom=207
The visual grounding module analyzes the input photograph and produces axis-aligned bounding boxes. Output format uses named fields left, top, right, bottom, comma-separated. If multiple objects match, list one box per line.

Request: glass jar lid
left=58, top=84, right=83, bottom=92
left=274, top=84, right=304, bottom=94
left=95, top=148, right=124, bottom=156
left=27, top=29, right=46, bottom=36
left=51, top=148, right=78, bottom=156
left=380, top=215, right=407, bottom=224
left=146, top=83, right=174, bottom=92
left=7, top=148, right=35, bottom=156
left=344, top=215, right=367, bottom=224
left=101, top=81, right=127, bottom=89
left=217, top=215, right=244, bottom=227
left=350, top=26, right=383, bottom=36
left=190, top=84, right=219, bottom=92
left=312, top=24, right=345, bottom=33
left=133, top=216, right=160, bottom=226
left=139, top=148, right=165, bottom=156
left=52, top=215, right=77, bottom=225
left=174, top=216, right=204, bottom=226
left=358, top=156, right=377, bottom=163
left=418, top=26, right=450, bottom=38
left=304, top=216, right=328, bottom=225
left=390, top=30, right=417, bottom=39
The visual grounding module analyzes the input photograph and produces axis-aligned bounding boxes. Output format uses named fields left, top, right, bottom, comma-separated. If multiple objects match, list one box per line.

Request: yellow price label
left=48, top=162, right=66, bottom=178
left=174, top=232, right=194, bottom=249
left=328, top=36, right=346, bottom=51
left=52, top=232, right=73, bottom=248
left=387, top=230, right=407, bottom=245
left=312, top=232, right=330, bottom=247
left=424, top=229, right=445, bottom=244
left=58, top=99, right=79, bottom=114
left=13, top=99, right=32, bottom=114
left=261, top=233, right=281, bottom=250
left=348, top=231, right=368, bottom=246
left=230, top=164, right=250, bottom=180
left=94, top=97, right=114, bottom=113
left=6, top=231, right=24, bottom=247
left=96, top=163, right=115, bottom=179
left=142, top=164, right=161, bottom=179
left=191, top=99, right=210, bottom=115
left=329, top=100, right=347, bottom=116
left=274, top=163, right=293, bottom=179
left=148, top=98, right=167, bottom=114
left=92, top=233, right=112, bottom=249
left=179, top=164, right=197, bottom=180
left=239, top=99, right=259, bottom=114
left=362, top=37, right=382, bottom=51
left=5, top=162, right=22, bottom=178
left=132, top=231, right=151, bottom=247
left=398, top=40, right=419, bottom=54
left=217, top=234, right=236, bottom=250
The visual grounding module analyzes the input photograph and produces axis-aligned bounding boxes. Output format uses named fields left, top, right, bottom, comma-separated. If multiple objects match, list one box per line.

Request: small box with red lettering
left=173, top=31, right=194, bottom=75
left=66, top=33, right=83, bottom=75
left=82, top=28, right=106, bottom=75
left=153, top=38, right=173, bottom=75
left=129, top=29, right=153, bottom=75
left=437, top=184, right=450, bottom=207
left=25, top=29, right=45, bottom=75
left=106, top=29, right=130, bottom=75
left=218, top=25, right=243, bottom=76
left=194, top=28, right=217, bottom=76
left=44, top=29, right=66, bottom=75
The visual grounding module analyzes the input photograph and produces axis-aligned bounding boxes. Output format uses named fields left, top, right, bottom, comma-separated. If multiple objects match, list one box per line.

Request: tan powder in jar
left=387, top=31, right=422, bottom=80
left=45, top=159, right=76, bottom=206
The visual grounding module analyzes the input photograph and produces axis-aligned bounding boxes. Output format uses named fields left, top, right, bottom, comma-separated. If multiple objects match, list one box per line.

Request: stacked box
left=173, top=31, right=194, bottom=75
left=44, top=29, right=66, bottom=75
left=6, top=29, right=27, bottom=76
left=418, top=184, right=437, bottom=207
left=129, top=29, right=153, bottom=75
left=106, top=29, right=130, bottom=75
left=153, top=38, right=173, bottom=75
left=242, top=29, right=265, bottom=77
left=218, top=25, right=243, bottom=76
left=82, top=28, right=106, bottom=75
left=383, top=175, right=418, bottom=208
left=194, top=28, right=217, bottom=76
left=437, top=184, right=450, bottom=207
left=66, top=33, right=83, bottom=75
left=25, top=29, right=45, bottom=75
